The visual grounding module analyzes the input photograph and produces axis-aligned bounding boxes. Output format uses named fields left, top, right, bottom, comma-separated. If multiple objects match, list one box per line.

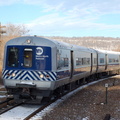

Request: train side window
left=76, top=58, right=82, bottom=66
left=79, top=58, right=82, bottom=65
left=94, top=58, right=97, bottom=64
left=109, top=58, right=118, bottom=63
left=64, top=58, right=69, bottom=67
left=82, top=58, right=86, bottom=65
left=115, top=58, right=119, bottom=63
left=57, top=54, right=62, bottom=69
left=8, top=47, right=19, bottom=67
left=109, top=59, right=112, bottom=63
left=82, top=57, right=90, bottom=65
left=24, top=48, right=33, bottom=67
left=100, top=58, right=104, bottom=63
left=57, top=57, right=69, bottom=69
left=86, top=58, right=90, bottom=65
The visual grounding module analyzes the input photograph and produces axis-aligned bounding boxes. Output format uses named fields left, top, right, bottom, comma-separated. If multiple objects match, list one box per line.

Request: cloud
left=1, top=0, right=120, bottom=36
left=26, top=13, right=69, bottom=33
left=0, top=0, right=20, bottom=6
left=1, top=0, right=120, bottom=14
left=23, top=0, right=44, bottom=5
left=26, top=11, right=120, bottom=36
left=25, top=0, right=120, bottom=31
left=23, top=0, right=120, bottom=14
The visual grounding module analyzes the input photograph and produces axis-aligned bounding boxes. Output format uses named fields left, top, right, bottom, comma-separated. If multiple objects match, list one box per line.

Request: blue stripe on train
left=2, top=68, right=88, bottom=82
left=2, top=70, right=57, bottom=81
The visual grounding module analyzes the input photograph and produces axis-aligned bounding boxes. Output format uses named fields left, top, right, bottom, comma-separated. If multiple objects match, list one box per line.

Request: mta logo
left=36, top=47, right=43, bottom=55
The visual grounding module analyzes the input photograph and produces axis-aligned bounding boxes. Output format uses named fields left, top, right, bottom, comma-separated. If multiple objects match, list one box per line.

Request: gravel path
left=41, top=77, right=120, bottom=120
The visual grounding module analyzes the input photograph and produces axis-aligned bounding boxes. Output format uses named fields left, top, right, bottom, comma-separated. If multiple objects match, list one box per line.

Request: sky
left=0, top=0, right=120, bottom=37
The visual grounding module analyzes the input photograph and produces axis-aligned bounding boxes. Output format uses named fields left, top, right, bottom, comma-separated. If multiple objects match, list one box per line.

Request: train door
left=70, top=51, right=74, bottom=79
left=20, top=47, right=34, bottom=83
left=96, top=53, right=98, bottom=72
left=21, top=48, right=33, bottom=68
left=105, top=54, right=108, bottom=70
left=90, top=53, right=93, bottom=74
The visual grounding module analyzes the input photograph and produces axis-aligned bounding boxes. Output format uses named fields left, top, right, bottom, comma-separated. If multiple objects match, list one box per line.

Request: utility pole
left=0, top=22, right=6, bottom=41
left=0, top=22, right=6, bottom=62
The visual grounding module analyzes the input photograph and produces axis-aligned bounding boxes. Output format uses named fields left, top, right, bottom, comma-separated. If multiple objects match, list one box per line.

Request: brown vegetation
left=45, top=36, right=120, bottom=52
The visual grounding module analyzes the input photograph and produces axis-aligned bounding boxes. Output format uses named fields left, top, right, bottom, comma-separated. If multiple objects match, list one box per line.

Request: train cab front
left=2, top=42, right=56, bottom=103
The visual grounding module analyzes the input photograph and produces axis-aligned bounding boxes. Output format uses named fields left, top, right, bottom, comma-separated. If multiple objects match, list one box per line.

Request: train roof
left=6, top=36, right=56, bottom=47
left=5, top=36, right=72, bottom=49
left=96, top=49, right=120, bottom=55
left=6, top=36, right=95, bottom=53
left=72, top=44, right=96, bottom=53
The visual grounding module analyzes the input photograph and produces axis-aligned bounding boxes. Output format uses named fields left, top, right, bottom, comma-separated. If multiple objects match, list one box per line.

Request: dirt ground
left=42, top=77, right=120, bottom=120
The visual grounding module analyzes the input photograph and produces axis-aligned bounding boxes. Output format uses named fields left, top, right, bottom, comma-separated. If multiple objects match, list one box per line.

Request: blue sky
left=1, top=0, right=120, bottom=37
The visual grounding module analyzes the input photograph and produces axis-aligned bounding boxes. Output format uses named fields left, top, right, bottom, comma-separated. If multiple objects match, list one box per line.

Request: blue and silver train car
left=71, top=45, right=97, bottom=81
left=106, top=51, right=120, bottom=72
left=2, top=36, right=96, bottom=102
left=2, top=36, right=120, bottom=102
left=96, top=49, right=120, bottom=75
left=2, top=36, right=62, bottom=101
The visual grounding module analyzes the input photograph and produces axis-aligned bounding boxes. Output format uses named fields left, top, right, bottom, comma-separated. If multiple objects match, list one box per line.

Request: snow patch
left=0, top=95, right=7, bottom=98
left=0, top=104, right=41, bottom=120
left=82, top=117, right=89, bottom=120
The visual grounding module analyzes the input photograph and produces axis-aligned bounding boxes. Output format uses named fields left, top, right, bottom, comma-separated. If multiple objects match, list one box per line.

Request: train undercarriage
left=5, top=70, right=119, bottom=104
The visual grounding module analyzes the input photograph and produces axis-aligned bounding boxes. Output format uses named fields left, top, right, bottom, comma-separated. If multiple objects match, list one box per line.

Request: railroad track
left=0, top=97, right=23, bottom=115
left=0, top=75, right=118, bottom=120
left=0, top=88, right=73, bottom=120
left=0, top=97, right=14, bottom=110
left=24, top=98, right=59, bottom=120
left=0, top=94, right=59, bottom=120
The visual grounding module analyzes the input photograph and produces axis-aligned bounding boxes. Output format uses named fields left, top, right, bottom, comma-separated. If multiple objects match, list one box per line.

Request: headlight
left=40, top=74, right=44, bottom=78
left=12, top=73, right=16, bottom=77
left=26, top=39, right=31, bottom=44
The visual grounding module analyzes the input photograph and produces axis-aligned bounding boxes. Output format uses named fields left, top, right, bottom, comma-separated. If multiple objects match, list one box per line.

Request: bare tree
left=0, top=23, right=30, bottom=65
left=6, top=23, right=29, bottom=37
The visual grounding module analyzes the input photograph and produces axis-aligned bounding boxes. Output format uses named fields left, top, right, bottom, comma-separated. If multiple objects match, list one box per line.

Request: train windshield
left=6, top=46, right=51, bottom=70
left=24, top=48, right=33, bottom=67
left=8, top=47, right=19, bottom=67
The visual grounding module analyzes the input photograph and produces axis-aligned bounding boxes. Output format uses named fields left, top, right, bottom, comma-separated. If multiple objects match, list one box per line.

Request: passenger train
left=2, top=36, right=120, bottom=103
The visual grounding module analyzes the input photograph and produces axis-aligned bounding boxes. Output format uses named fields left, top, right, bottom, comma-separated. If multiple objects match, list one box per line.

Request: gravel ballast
left=41, top=77, right=120, bottom=120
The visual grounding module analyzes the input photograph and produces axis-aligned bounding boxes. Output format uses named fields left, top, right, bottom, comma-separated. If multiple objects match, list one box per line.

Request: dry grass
left=42, top=78, right=120, bottom=120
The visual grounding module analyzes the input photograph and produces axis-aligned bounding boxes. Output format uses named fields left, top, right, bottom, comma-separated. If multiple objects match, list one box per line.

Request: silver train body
left=2, top=36, right=120, bottom=101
